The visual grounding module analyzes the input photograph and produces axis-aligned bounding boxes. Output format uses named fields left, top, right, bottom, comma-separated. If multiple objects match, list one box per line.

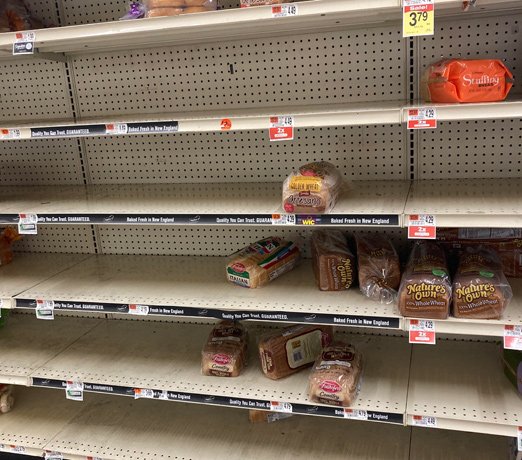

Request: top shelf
left=0, top=0, right=520, bottom=57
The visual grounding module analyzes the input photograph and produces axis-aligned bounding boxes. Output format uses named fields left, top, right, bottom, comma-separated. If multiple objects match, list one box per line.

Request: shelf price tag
left=0, top=129, right=21, bottom=140
left=45, top=451, right=63, bottom=460
left=66, top=380, right=84, bottom=401
left=408, top=214, right=436, bottom=239
left=504, top=325, right=522, bottom=350
left=403, top=0, right=434, bottom=37
left=270, top=401, right=293, bottom=413
left=412, top=415, right=437, bottom=427
left=13, top=32, right=35, bottom=55
left=269, top=116, right=294, bottom=141
left=86, top=457, right=103, bottom=460
left=271, top=214, right=296, bottom=225
left=518, top=426, right=522, bottom=451
left=409, top=319, right=436, bottom=345
left=105, top=123, right=128, bottom=135
left=1, top=445, right=26, bottom=454
left=35, top=299, right=55, bottom=320
left=129, top=304, right=149, bottom=315
left=134, top=388, right=155, bottom=400
left=18, top=213, right=38, bottom=235
left=271, top=4, right=298, bottom=17
left=343, top=409, right=368, bottom=420
left=407, top=107, right=437, bottom=129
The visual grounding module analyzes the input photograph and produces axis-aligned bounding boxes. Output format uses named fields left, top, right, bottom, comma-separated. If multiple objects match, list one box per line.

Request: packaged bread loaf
left=258, top=324, right=333, bottom=380
left=422, top=59, right=513, bottom=103
left=201, top=321, right=247, bottom=377
left=282, top=161, right=343, bottom=214
left=452, top=247, right=512, bottom=319
left=311, top=230, right=355, bottom=291
left=144, top=0, right=216, bottom=17
left=0, top=228, right=20, bottom=266
left=398, top=241, right=451, bottom=319
left=308, top=342, right=362, bottom=407
left=226, top=237, right=300, bottom=288
left=355, top=235, right=401, bottom=304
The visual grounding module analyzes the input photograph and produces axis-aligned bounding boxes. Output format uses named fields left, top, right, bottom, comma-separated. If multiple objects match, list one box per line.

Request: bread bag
left=282, top=161, right=343, bottom=214
left=355, top=235, right=401, bottom=304
left=311, top=230, right=355, bottom=291
left=144, top=0, right=216, bottom=17
left=308, top=342, right=362, bottom=407
left=226, top=237, right=300, bottom=288
left=0, top=228, right=20, bottom=267
left=248, top=409, right=293, bottom=423
left=452, top=247, right=512, bottom=319
left=201, top=321, right=248, bottom=377
left=398, top=241, right=451, bottom=319
left=258, top=324, right=333, bottom=380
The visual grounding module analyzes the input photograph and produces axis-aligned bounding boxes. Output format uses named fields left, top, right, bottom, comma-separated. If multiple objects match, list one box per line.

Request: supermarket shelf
left=1, top=0, right=519, bottom=57
left=12, top=254, right=403, bottom=329
left=0, top=181, right=407, bottom=227
left=407, top=340, right=521, bottom=437
left=405, top=178, right=522, bottom=228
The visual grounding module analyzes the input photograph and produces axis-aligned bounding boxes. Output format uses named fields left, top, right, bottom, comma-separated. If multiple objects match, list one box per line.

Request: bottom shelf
left=0, top=387, right=511, bottom=460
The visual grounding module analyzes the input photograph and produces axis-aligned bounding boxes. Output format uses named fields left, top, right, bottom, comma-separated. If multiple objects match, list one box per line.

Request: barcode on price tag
left=270, top=401, right=293, bottom=413
left=36, top=299, right=55, bottom=320
left=134, top=388, right=155, bottom=399
left=403, top=0, right=434, bottom=37
left=504, top=325, right=522, bottom=350
left=269, top=116, right=294, bottom=141
left=66, top=380, right=84, bottom=401
left=407, top=107, right=437, bottom=129
left=13, top=32, right=35, bottom=55
left=412, top=415, right=437, bottom=427
left=271, top=4, right=298, bottom=17
left=105, top=123, right=128, bottom=135
left=343, top=409, right=368, bottom=420
left=18, top=213, right=38, bottom=235
left=0, top=129, right=21, bottom=140
left=408, top=214, right=436, bottom=239
left=129, top=304, right=149, bottom=315
left=409, top=319, right=436, bottom=345
left=271, top=214, right=296, bottom=225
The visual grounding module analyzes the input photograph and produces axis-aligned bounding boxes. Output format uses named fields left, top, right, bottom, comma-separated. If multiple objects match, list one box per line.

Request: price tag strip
left=18, top=213, right=38, bottom=235
left=66, top=380, right=84, bottom=401
left=128, top=304, right=150, bottom=315
left=35, top=299, right=55, bottom=320
left=344, top=409, right=368, bottom=420
left=407, top=107, right=437, bottom=130
left=412, top=415, right=437, bottom=427
left=408, top=214, right=436, bottom=239
left=271, top=214, right=296, bottom=225
left=409, top=319, right=436, bottom=345
left=0, top=129, right=21, bottom=140
left=45, top=451, right=63, bottom=460
left=13, top=32, right=36, bottom=55
left=134, top=388, right=155, bottom=399
left=269, top=116, right=294, bottom=141
left=504, top=325, right=522, bottom=350
left=271, top=4, right=298, bottom=17
left=403, top=0, right=434, bottom=37
left=270, top=401, right=293, bottom=413
left=518, top=426, right=522, bottom=452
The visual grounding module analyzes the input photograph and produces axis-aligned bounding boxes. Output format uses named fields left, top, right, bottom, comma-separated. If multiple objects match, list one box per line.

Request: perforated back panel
left=14, top=225, right=96, bottom=254
left=24, top=0, right=62, bottom=27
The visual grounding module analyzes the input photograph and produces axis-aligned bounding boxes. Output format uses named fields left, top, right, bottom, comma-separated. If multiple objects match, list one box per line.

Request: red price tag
left=407, top=107, right=437, bottom=129
left=408, top=214, right=436, bottom=239
left=412, top=415, right=437, bottom=427
left=409, top=319, right=436, bottom=345
left=269, top=116, right=294, bottom=141
left=504, top=325, right=522, bottom=350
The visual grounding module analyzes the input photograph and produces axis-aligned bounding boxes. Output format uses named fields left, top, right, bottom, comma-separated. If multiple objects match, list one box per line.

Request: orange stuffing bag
left=422, top=59, right=513, bottom=103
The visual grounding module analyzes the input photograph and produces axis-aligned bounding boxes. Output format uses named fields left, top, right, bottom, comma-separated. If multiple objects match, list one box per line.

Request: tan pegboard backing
left=13, top=225, right=96, bottom=254
left=0, top=60, right=72, bottom=123
left=85, top=125, right=406, bottom=184
left=24, top=0, right=62, bottom=27
left=0, top=138, right=84, bottom=185
left=71, top=26, right=405, bottom=118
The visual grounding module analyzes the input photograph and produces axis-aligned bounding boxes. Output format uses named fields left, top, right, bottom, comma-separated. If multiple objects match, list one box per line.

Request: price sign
left=129, top=304, right=149, bottom=316
left=36, top=299, right=55, bottom=320
left=504, top=325, right=522, bottom=350
left=13, top=32, right=35, bottom=55
left=45, top=452, right=63, bottom=460
left=412, top=415, right=437, bottom=427
left=518, top=426, right=522, bottom=451
left=343, top=409, right=368, bottom=420
left=66, top=380, right=84, bottom=401
left=86, top=457, right=103, bottom=460
left=409, top=319, right=436, bottom=345
left=271, top=4, right=298, bottom=17
left=0, top=129, right=21, bottom=140
left=271, top=214, right=296, bottom=225
left=134, top=388, right=155, bottom=400
left=6, top=445, right=26, bottom=454
left=408, top=214, right=436, bottom=239
left=270, top=401, right=293, bottom=413
left=18, top=213, right=38, bottom=235
left=403, top=0, right=434, bottom=37
left=407, top=107, right=437, bottom=129
left=269, top=116, right=294, bottom=141
left=220, top=118, right=232, bottom=131
left=105, top=123, right=128, bottom=135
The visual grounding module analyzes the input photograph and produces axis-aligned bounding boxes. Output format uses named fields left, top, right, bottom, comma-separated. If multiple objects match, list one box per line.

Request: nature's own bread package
left=311, top=230, right=355, bottom=291
left=258, top=325, right=333, bottom=380
left=452, top=247, right=512, bottom=320
left=398, top=241, right=452, bottom=319
left=248, top=409, right=293, bottom=423
left=226, top=237, right=301, bottom=288
left=422, top=59, right=513, bottom=103
left=355, top=235, right=401, bottom=304
left=437, top=228, right=522, bottom=278
left=282, top=161, right=343, bottom=214
left=201, top=321, right=248, bottom=377
left=308, top=342, right=362, bottom=407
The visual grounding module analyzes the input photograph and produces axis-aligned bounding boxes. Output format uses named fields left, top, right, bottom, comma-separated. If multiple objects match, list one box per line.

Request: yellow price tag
left=403, top=0, right=434, bottom=37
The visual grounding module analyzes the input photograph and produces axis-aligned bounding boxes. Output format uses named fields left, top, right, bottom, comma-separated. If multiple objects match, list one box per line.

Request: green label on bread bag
left=432, top=269, right=447, bottom=277
left=479, top=270, right=495, bottom=278
left=227, top=265, right=250, bottom=287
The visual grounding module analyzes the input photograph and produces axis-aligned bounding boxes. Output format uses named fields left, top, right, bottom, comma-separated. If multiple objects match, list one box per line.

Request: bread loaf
left=145, top=7, right=184, bottom=16
left=201, top=321, right=248, bottom=377
left=355, top=235, right=401, bottom=304
left=226, top=237, right=300, bottom=288
left=146, top=0, right=186, bottom=8
left=453, top=247, right=512, bottom=319
left=308, top=342, right=362, bottom=407
left=240, top=0, right=283, bottom=7
left=0, top=228, right=20, bottom=266
left=248, top=409, right=292, bottom=423
left=184, top=6, right=209, bottom=12
left=311, top=230, right=355, bottom=291
left=282, top=161, right=343, bottom=214
left=258, top=325, right=333, bottom=380
left=398, top=241, right=451, bottom=319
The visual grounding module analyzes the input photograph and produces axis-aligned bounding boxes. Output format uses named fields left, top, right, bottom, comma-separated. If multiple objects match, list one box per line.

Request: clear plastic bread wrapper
left=453, top=246, right=512, bottom=320
left=355, top=234, right=401, bottom=304
left=398, top=241, right=451, bottom=319
left=201, top=321, right=248, bottom=377
left=308, top=342, right=363, bottom=407
left=0, top=385, right=14, bottom=414
left=248, top=410, right=293, bottom=423
left=282, top=161, right=343, bottom=214
left=144, top=0, right=216, bottom=17
left=226, top=236, right=301, bottom=288
left=0, top=228, right=21, bottom=267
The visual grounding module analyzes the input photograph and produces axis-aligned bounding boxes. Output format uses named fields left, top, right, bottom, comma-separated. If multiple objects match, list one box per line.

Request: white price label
left=270, top=401, right=293, bottom=413
left=271, top=4, right=298, bottom=17
left=0, top=129, right=21, bottom=140
left=343, top=409, right=368, bottom=420
left=271, top=213, right=296, bottom=225
left=18, top=213, right=38, bottom=235
left=403, top=0, right=434, bottom=37
left=412, top=415, right=437, bottom=428
left=36, top=299, right=55, bottom=320
left=407, top=107, right=437, bottom=130
left=13, top=32, right=35, bottom=55
left=518, top=426, right=522, bottom=451
left=408, top=214, right=436, bottom=239
left=2, top=445, right=26, bottom=454
left=66, top=380, right=84, bottom=401
left=504, top=326, right=522, bottom=350
left=134, top=388, right=155, bottom=399
left=86, top=457, right=103, bottom=460
left=269, top=115, right=294, bottom=141
left=409, top=319, right=436, bottom=345
left=45, top=452, right=63, bottom=460
left=128, top=304, right=149, bottom=315
left=105, top=123, right=128, bottom=135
